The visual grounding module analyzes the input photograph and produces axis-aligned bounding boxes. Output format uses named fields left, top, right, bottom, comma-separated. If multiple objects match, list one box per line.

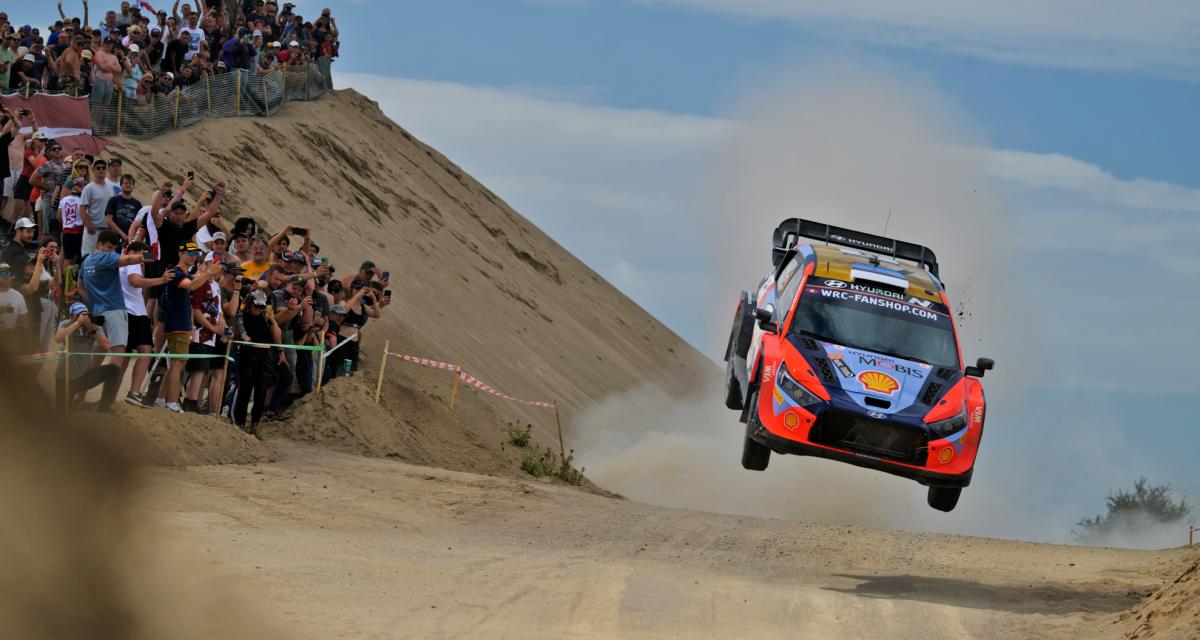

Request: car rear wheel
left=927, top=486, right=961, bottom=512
left=741, top=390, right=770, bottom=471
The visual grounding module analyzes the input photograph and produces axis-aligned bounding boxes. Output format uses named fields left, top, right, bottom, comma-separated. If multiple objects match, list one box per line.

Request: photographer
left=234, top=288, right=284, bottom=438
left=53, top=302, right=120, bottom=413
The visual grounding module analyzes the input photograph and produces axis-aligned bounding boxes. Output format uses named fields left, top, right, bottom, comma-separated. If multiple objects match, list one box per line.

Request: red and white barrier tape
left=386, top=351, right=557, bottom=410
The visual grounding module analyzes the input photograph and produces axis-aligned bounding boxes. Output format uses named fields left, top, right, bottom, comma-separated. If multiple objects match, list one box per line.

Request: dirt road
left=134, top=442, right=1185, bottom=639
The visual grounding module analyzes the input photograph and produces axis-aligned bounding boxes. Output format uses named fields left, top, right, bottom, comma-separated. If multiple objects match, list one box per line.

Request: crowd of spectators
left=0, top=55, right=392, bottom=437
left=0, top=1, right=339, bottom=101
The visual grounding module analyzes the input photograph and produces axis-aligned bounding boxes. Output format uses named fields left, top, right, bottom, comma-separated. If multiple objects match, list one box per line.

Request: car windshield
left=790, top=284, right=960, bottom=368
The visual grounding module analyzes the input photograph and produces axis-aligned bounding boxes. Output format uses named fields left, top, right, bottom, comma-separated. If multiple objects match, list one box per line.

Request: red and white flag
left=139, top=1, right=158, bottom=14
left=0, top=93, right=107, bottom=155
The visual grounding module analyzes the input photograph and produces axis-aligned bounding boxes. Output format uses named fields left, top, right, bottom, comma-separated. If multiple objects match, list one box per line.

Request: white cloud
left=643, top=0, right=1200, bottom=77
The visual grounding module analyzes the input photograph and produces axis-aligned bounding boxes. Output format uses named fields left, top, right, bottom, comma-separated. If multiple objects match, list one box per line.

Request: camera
left=292, top=227, right=308, bottom=237
left=91, top=314, right=106, bottom=326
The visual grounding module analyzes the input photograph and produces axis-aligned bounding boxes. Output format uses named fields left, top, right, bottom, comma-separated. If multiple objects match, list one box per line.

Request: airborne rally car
left=723, top=219, right=994, bottom=512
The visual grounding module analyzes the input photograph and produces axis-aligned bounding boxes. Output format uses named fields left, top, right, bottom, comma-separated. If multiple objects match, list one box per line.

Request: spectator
left=55, top=35, right=85, bottom=95
left=105, top=158, right=124, bottom=194
left=1, top=217, right=37, bottom=266
left=30, top=140, right=67, bottom=239
left=230, top=232, right=251, bottom=262
left=104, top=173, right=141, bottom=242
left=183, top=251, right=228, bottom=413
left=11, top=130, right=46, bottom=225
left=145, top=28, right=164, bottom=69
left=81, top=229, right=149, bottom=369
left=233, top=288, right=281, bottom=437
left=79, top=157, right=113, bottom=257
left=162, top=29, right=189, bottom=74
left=180, top=11, right=205, bottom=61
left=16, top=238, right=62, bottom=355
left=58, top=176, right=86, bottom=264
left=0, top=33, right=17, bottom=89
left=0, top=260, right=28, bottom=346
left=240, top=233, right=271, bottom=279
left=118, top=240, right=169, bottom=405
left=53, top=302, right=120, bottom=413
left=90, top=37, right=120, bottom=106
left=157, top=240, right=221, bottom=413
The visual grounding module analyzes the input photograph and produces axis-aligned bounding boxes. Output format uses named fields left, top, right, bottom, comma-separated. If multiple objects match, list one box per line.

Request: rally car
left=723, top=219, right=994, bottom=512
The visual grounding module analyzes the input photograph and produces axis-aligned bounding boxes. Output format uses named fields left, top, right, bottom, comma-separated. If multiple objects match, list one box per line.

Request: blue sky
left=25, top=1, right=1198, bottom=543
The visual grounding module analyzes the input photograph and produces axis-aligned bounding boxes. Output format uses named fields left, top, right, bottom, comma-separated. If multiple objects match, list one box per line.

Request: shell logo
left=858, top=371, right=899, bottom=396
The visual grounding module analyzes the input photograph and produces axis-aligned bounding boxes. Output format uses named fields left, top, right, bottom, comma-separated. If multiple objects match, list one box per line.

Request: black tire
left=724, top=354, right=744, bottom=410
left=927, top=486, right=962, bottom=512
left=741, top=390, right=770, bottom=471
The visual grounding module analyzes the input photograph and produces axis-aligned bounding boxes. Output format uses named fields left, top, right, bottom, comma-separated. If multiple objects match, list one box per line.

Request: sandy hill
left=110, top=90, right=713, bottom=475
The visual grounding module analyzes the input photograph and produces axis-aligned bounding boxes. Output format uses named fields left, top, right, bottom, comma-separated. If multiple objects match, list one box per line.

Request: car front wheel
left=741, top=390, right=770, bottom=471
left=927, top=486, right=962, bottom=512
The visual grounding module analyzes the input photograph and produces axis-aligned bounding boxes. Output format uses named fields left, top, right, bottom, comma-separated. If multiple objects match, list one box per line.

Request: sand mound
left=1118, top=550, right=1200, bottom=639
left=77, top=404, right=275, bottom=467
left=267, top=370, right=562, bottom=481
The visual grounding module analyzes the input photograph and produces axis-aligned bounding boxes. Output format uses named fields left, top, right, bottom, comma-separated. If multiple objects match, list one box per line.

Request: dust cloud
left=575, top=59, right=1046, bottom=540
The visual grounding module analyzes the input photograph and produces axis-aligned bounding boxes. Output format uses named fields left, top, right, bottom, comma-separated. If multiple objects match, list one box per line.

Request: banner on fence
left=0, top=93, right=107, bottom=154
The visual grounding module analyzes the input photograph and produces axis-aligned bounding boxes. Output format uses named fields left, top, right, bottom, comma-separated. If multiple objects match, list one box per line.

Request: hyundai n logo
left=824, top=279, right=848, bottom=288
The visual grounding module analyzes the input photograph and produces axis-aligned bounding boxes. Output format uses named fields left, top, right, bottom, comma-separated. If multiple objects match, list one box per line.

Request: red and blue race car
left=723, top=219, right=994, bottom=512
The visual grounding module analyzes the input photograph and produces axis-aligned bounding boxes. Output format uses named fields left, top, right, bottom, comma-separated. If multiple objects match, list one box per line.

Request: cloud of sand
left=575, top=58, right=1052, bottom=540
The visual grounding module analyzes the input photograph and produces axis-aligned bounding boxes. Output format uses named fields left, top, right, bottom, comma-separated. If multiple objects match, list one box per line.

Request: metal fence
left=2, top=57, right=332, bottom=139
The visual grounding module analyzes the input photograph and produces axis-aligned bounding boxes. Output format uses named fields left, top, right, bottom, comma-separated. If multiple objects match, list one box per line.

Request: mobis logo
left=857, top=355, right=926, bottom=379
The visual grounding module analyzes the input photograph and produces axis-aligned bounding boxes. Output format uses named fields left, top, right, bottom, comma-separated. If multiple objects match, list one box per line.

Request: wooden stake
left=373, top=340, right=390, bottom=405
left=205, top=75, right=212, bottom=114
left=263, top=72, right=270, bottom=116
left=314, top=344, right=326, bottom=395
left=554, top=401, right=566, bottom=466
left=447, top=371, right=459, bottom=410
left=219, top=338, right=234, bottom=387
left=173, top=88, right=181, bottom=129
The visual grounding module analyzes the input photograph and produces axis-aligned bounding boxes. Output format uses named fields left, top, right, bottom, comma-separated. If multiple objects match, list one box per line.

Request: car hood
left=791, top=337, right=955, bottom=418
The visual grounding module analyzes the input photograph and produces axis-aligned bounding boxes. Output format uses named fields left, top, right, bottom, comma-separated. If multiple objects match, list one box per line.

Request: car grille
left=813, top=358, right=837, bottom=384
left=936, top=367, right=957, bottom=380
left=799, top=338, right=819, bottom=351
left=809, top=410, right=928, bottom=465
left=920, top=382, right=943, bottom=405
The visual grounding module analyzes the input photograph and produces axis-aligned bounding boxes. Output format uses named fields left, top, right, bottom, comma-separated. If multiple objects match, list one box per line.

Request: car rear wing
left=772, top=218, right=940, bottom=277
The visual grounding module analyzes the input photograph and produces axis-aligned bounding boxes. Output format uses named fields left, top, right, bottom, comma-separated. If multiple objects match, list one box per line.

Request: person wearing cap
left=154, top=178, right=220, bottom=271
left=57, top=177, right=87, bottom=264
left=82, top=229, right=152, bottom=364
left=0, top=217, right=38, bottom=267
left=10, top=53, right=42, bottom=90
left=0, top=260, right=29, bottom=343
left=233, top=287, right=283, bottom=437
left=118, top=240, right=173, bottom=406
left=0, top=33, right=17, bottom=89
left=29, top=141, right=67, bottom=241
left=200, top=230, right=228, bottom=257
left=183, top=250, right=230, bottom=414
left=157, top=240, right=223, bottom=413
left=90, top=38, right=120, bottom=106
left=146, top=28, right=164, bottom=69
left=79, top=158, right=114, bottom=257
left=54, top=35, right=86, bottom=96
left=104, top=172, right=142, bottom=242
left=52, top=301, right=120, bottom=412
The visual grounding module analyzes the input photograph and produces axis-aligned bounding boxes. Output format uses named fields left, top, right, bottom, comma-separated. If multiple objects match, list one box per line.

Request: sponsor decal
left=817, top=279, right=934, bottom=309
left=827, top=353, right=843, bottom=360
left=812, top=287, right=941, bottom=321
left=833, top=359, right=855, bottom=378
left=856, top=355, right=926, bottom=379
left=971, top=406, right=984, bottom=425
left=773, top=388, right=784, bottom=405
left=938, top=447, right=954, bottom=464
left=858, top=371, right=900, bottom=396
left=783, top=413, right=800, bottom=429
left=830, top=233, right=892, bottom=254
left=763, top=364, right=775, bottom=380
left=868, top=411, right=887, bottom=420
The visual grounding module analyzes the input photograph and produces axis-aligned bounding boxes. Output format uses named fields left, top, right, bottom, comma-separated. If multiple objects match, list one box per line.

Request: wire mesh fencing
left=4, top=57, right=333, bottom=140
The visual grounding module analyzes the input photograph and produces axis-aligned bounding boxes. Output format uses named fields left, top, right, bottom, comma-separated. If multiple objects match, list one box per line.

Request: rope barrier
left=382, top=350, right=558, bottom=409
left=24, top=350, right=233, bottom=362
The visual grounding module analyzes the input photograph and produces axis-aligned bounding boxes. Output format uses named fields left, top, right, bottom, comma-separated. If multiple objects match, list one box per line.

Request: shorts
left=99, top=309, right=129, bottom=348
left=165, top=332, right=191, bottom=355
left=127, top=314, right=153, bottom=349
left=62, top=232, right=83, bottom=260
left=187, top=342, right=218, bottom=372
left=12, top=174, right=31, bottom=201
left=80, top=228, right=102, bottom=257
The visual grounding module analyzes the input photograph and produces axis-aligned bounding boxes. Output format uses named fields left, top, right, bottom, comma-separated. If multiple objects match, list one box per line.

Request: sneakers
left=164, top=402, right=184, bottom=413
left=124, top=391, right=145, bottom=407
left=247, top=422, right=264, bottom=441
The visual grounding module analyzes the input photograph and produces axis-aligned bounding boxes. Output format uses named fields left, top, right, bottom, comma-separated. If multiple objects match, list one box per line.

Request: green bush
left=508, top=424, right=532, bottom=448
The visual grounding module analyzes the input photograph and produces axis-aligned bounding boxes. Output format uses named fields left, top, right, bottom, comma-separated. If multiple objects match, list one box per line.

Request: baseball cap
left=0, top=262, right=11, bottom=275
left=288, top=40, right=299, bottom=47
left=129, top=43, right=140, bottom=52
left=217, top=61, right=227, bottom=68
left=180, top=241, right=200, bottom=253
left=350, top=279, right=367, bottom=290
left=30, top=131, right=47, bottom=141
left=252, top=29, right=263, bottom=38
left=22, top=53, right=35, bottom=62
left=330, top=304, right=347, bottom=315
left=164, top=71, right=174, bottom=80
left=211, top=231, right=227, bottom=242
left=14, top=217, right=36, bottom=229
left=288, top=275, right=305, bottom=286
left=283, top=251, right=306, bottom=263
left=250, top=289, right=269, bottom=306
left=81, top=49, right=93, bottom=59
left=70, top=302, right=88, bottom=316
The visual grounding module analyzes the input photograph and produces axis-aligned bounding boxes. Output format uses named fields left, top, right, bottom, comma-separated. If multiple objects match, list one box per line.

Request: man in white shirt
left=118, top=241, right=172, bottom=405
left=180, top=12, right=205, bottom=61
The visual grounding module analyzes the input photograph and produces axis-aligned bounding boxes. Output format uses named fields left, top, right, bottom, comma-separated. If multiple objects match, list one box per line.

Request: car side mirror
left=753, top=305, right=777, bottom=333
left=965, top=357, right=995, bottom=378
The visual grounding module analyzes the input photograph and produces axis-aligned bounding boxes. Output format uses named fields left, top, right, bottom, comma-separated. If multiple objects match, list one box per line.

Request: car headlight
left=927, top=411, right=967, bottom=438
left=776, top=362, right=822, bottom=406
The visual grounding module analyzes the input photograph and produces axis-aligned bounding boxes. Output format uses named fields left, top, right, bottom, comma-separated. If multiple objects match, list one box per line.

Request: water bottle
left=340, top=359, right=351, bottom=376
